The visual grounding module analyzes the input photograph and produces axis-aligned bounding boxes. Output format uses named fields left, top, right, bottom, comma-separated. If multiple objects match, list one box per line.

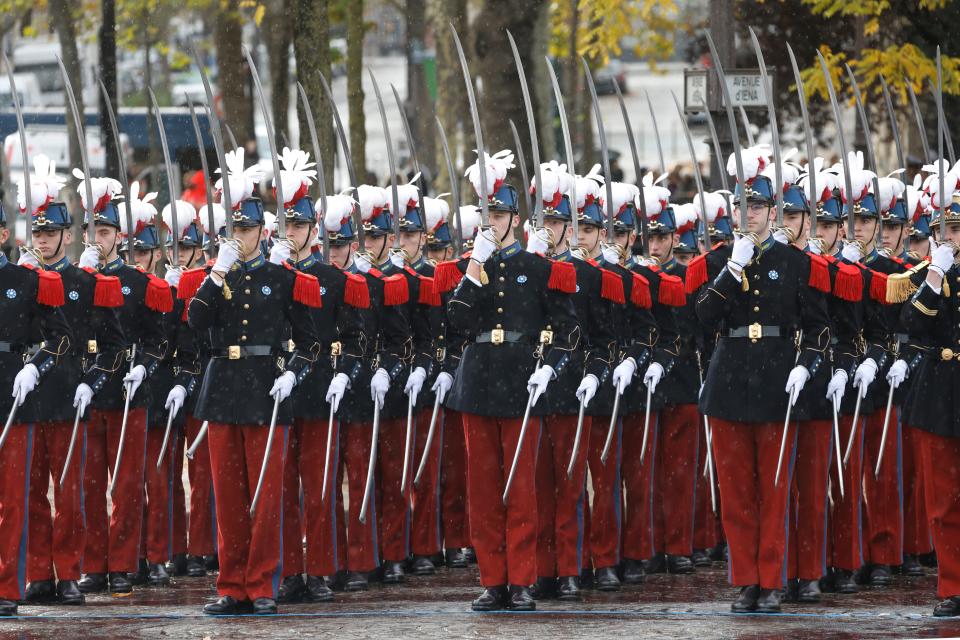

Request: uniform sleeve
left=284, top=275, right=323, bottom=384
left=861, top=270, right=893, bottom=369
left=187, top=274, right=224, bottom=332
left=447, top=274, right=484, bottom=337
left=377, top=284, right=411, bottom=382
left=410, top=275, right=438, bottom=376
left=333, top=275, right=366, bottom=385
left=82, top=291, right=127, bottom=393
left=902, top=280, right=942, bottom=339
left=541, top=271, right=581, bottom=376
left=26, top=278, right=73, bottom=379
left=172, top=296, right=203, bottom=395
left=796, top=265, right=831, bottom=375
left=134, top=282, right=171, bottom=378
left=624, top=269, right=659, bottom=366
left=695, top=265, right=741, bottom=328
left=582, top=269, right=618, bottom=383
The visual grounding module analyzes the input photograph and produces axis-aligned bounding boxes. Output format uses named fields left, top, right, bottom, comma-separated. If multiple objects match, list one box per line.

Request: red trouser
left=653, top=404, right=699, bottom=556
left=144, top=427, right=178, bottom=564
left=27, top=421, right=83, bottom=582
left=412, top=406, right=442, bottom=557
left=918, top=429, right=960, bottom=599
left=711, top=418, right=796, bottom=589
left=694, top=417, right=722, bottom=550
left=862, top=407, right=903, bottom=566
left=441, top=410, right=469, bottom=548
left=587, top=416, right=622, bottom=568
left=902, top=425, right=931, bottom=555
left=0, top=424, right=32, bottom=600
left=185, top=416, right=216, bottom=556
left=171, top=429, right=187, bottom=556
left=787, top=420, right=832, bottom=581
left=463, top=413, right=540, bottom=588
left=83, top=408, right=147, bottom=574
left=536, top=414, right=591, bottom=578
left=207, top=423, right=287, bottom=601
left=341, top=421, right=380, bottom=572
left=830, top=415, right=864, bottom=571
left=282, top=419, right=346, bottom=578
left=622, top=413, right=659, bottom=561
left=377, top=417, right=411, bottom=562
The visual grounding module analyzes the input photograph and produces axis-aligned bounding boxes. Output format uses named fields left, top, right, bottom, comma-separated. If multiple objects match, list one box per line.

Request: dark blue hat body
left=648, top=206, right=677, bottom=235
left=132, top=224, right=161, bottom=250
left=232, top=198, right=266, bottom=228
left=816, top=195, right=842, bottom=223
left=733, top=175, right=775, bottom=206
left=842, top=193, right=879, bottom=219
left=284, top=195, right=316, bottom=225
left=399, top=206, right=426, bottom=232
left=782, top=185, right=809, bottom=213
left=579, top=198, right=606, bottom=228
left=364, top=209, right=393, bottom=236
left=166, top=221, right=204, bottom=248
left=0, top=200, right=5, bottom=226
left=426, top=221, right=452, bottom=247
left=882, top=198, right=909, bottom=226
left=84, top=200, right=122, bottom=229
left=911, top=212, right=931, bottom=239
left=612, top=203, right=637, bottom=232
left=676, top=227, right=698, bottom=253
left=543, top=194, right=573, bottom=222
left=31, top=202, right=72, bottom=231
left=484, top=184, right=519, bottom=214
left=327, top=216, right=356, bottom=246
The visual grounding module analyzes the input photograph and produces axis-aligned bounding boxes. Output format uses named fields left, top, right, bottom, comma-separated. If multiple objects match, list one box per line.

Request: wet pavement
left=4, top=563, right=960, bottom=639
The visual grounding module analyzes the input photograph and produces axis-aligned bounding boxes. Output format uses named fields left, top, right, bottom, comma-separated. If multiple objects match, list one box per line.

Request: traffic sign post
left=684, top=67, right=774, bottom=113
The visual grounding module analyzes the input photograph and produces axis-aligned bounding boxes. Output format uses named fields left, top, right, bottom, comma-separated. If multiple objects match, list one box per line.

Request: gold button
left=497, top=307, right=503, bottom=313
left=244, top=289, right=251, bottom=295
left=245, top=275, right=251, bottom=281
left=754, top=290, right=760, bottom=296
left=753, top=275, right=759, bottom=280
left=499, top=276, right=505, bottom=282
left=240, top=335, right=247, bottom=342
left=498, top=291, right=504, bottom=297
left=496, top=323, right=502, bottom=329
left=753, top=306, right=759, bottom=312
left=244, top=303, right=250, bottom=309
left=242, top=319, right=248, bottom=325
left=751, top=338, right=757, bottom=344
left=499, top=263, right=505, bottom=268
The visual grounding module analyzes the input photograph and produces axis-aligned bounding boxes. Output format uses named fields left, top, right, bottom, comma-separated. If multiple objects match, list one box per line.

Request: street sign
left=684, top=67, right=774, bottom=112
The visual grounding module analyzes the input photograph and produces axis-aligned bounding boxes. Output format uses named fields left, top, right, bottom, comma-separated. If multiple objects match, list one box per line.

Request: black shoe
left=797, top=579, right=821, bottom=603
left=203, top=595, right=250, bottom=615
left=620, top=558, right=646, bottom=585
left=934, top=596, right=960, bottom=617
left=411, top=556, right=436, bottom=576
left=900, top=554, right=925, bottom=577
left=731, top=585, right=760, bottom=613
left=579, top=567, right=594, bottom=590
left=0, top=599, right=17, bottom=616
left=920, top=551, right=938, bottom=568
left=276, top=574, right=306, bottom=603
left=464, top=547, right=477, bottom=564
left=508, top=584, right=535, bottom=611
left=471, top=585, right=508, bottom=611
left=709, top=543, right=728, bottom=562
left=344, top=571, right=369, bottom=592
left=78, top=573, right=107, bottom=594
left=109, top=572, right=133, bottom=594
left=445, top=547, right=468, bottom=569
left=186, top=555, right=207, bottom=578
left=691, top=549, right=712, bottom=567
left=667, top=554, right=695, bottom=574
left=756, top=588, right=781, bottom=613
left=252, top=597, right=278, bottom=615
left=781, top=578, right=799, bottom=603
left=204, top=554, right=219, bottom=572
left=853, top=564, right=871, bottom=585
left=594, top=566, right=621, bottom=592
left=165, top=553, right=188, bottom=577
left=557, top=576, right=581, bottom=601
left=870, top=564, right=893, bottom=586
left=382, top=561, right=405, bottom=584
left=644, top=552, right=667, bottom=574
left=56, top=580, right=85, bottom=605
left=128, top=559, right=149, bottom=586
left=835, top=569, right=859, bottom=594
left=304, top=575, right=334, bottom=603
left=529, top=576, right=557, bottom=600
left=23, top=579, right=57, bottom=604
left=148, top=563, right=170, bottom=587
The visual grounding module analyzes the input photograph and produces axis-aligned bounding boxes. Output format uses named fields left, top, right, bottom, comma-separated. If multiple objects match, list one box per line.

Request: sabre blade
left=450, top=24, right=489, bottom=225
left=296, top=81, right=329, bottom=261
left=368, top=69, right=401, bottom=250
left=786, top=43, right=818, bottom=236
left=906, top=81, right=932, bottom=164
left=435, top=116, right=463, bottom=254
left=845, top=64, right=883, bottom=238
left=879, top=76, right=905, bottom=172
left=250, top=396, right=281, bottom=517
left=508, top=119, right=532, bottom=218
left=186, top=100, right=216, bottom=256
left=318, top=72, right=365, bottom=250
left=545, top=58, right=578, bottom=249
left=3, top=52, right=32, bottom=249
left=817, top=51, right=855, bottom=242
left=507, top=31, right=543, bottom=226
left=190, top=45, right=233, bottom=237
left=613, top=82, right=647, bottom=256
left=582, top=56, right=613, bottom=251
left=56, top=55, right=98, bottom=253
left=149, top=87, right=180, bottom=267
left=748, top=28, right=783, bottom=226
left=414, top=393, right=443, bottom=486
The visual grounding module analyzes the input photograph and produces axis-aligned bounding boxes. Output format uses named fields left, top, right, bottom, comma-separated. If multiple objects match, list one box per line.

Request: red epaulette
left=631, top=272, right=652, bottom=309
left=80, top=267, right=124, bottom=307
left=869, top=269, right=889, bottom=304
left=145, top=274, right=174, bottom=312
left=823, top=256, right=863, bottom=303
left=433, top=259, right=464, bottom=293
left=343, top=271, right=370, bottom=309
left=417, top=275, right=441, bottom=306
left=684, top=254, right=708, bottom=294
left=807, top=254, right=832, bottom=294
left=656, top=272, right=686, bottom=306
left=599, top=268, right=625, bottom=304
left=382, top=274, right=409, bottom=306
left=24, top=265, right=65, bottom=307
left=177, top=267, right=207, bottom=300
left=548, top=260, right=577, bottom=293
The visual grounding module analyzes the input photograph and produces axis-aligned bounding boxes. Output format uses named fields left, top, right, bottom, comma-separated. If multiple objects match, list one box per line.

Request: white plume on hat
left=273, top=147, right=317, bottom=208
left=922, top=158, right=960, bottom=210
left=905, top=173, right=932, bottom=219
left=72, top=168, right=122, bottom=214
left=574, top=164, right=604, bottom=211
left=395, top=175, right=421, bottom=214
left=693, top=190, right=733, bottom=224
left=835, top=151, right=876, bottom=204
left=638, top=172, right=670, bottom=217
left=422, top=195, right=450, bottom=233
left=321, top=193, right=359, bottom=232
left=605, top=181, right=638, bottom=217
left=199, top=203, right=226, bottom=236
left=799, top=157, right=839, bottom=205
left=673, top=202, right=699, bottom=232
left=465, top=149, right=515, bottom=199
left=263, top=210, right=277, bottom=238
left=455, top=204, right=481, bottom=242
left=117, top=180, right=158, bottom=236
left=357, top=184, right=388, bottom=223
left=727, top=144, right=771, bottom=182
left=873, top=170, right=906, bottom=213
left=761, top=147, right=801, bottom=191
left=162, top=200, right=199, bottom=241
left=17, top=154, right=65, bottom=215
left=534, top=161, right=574, bottom=208
left=215, top=147, right=264, bottom=209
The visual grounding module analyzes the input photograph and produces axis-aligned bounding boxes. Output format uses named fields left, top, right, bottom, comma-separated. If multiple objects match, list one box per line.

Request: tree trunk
left=99, top=0, right=119, bottom=180
left=405, top=0, right=434, bottom=190
left=214, top=0, right=254, bottom=148
left=293, top=0, right=334, bottom=189
left=266, top=0, right=291, bottom=148
left=347, top=0, right=366, bottom=182
left=48, top=0, right=83, bottom=242
left=429, top=0, right=469, bottom=206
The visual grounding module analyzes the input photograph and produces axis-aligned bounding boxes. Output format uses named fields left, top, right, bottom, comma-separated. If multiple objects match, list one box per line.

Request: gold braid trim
left=885, top=260, right=929, bottom=303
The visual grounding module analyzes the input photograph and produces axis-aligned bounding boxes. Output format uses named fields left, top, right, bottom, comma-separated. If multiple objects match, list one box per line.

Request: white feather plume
left=799, top=157, right=840, bottom=205
left=162, top=200, right=199, bottom=240
left=395, top=177, right=421, bottom=215
left=637, top=172, right=670, bottom=217
left=606, top=181, right=639, bottom=216
left=673, top=202, right=699, bottom=232
left=199, top=203, right=226, bottom=236
left=214, top=147, right=264, bottom=208
left=273, top=147, right=317, bottom=208
left=873, top=171, right=906, bottom=213
left=922, top=158, right=960, bottom=209
left=727, top=144, right=771, bottom=182
left=455, top=205, right=482, bottom=242
left=72, top=167, right=122, bottom=214
left=117, top=180, right=158, bottom=235
left=17, top=154, right=65, bottom=215
left=836, top=151, right=876, bottom=204
left=693, top=190, right=733, bottom=224
left=574, top=167, right=604, bottom=211
left=465, top=149, right=516, bottom=199
left=318, top=193, right=358, bottom=232
left=357, top=184, right=388, bottom=223
left=422, top=195, right=450, bottom=232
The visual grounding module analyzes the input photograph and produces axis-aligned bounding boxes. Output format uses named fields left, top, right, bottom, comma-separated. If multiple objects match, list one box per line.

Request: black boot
left=709, top=543, right=727, bottom=562
left=869, top=564, right=893, bottom=586
left=253, top=597, right=277, bottom=615
left=690, top=549, right=712, bottom=567
left=56, top=580, right=85, bottom=605
left=0, top=600, right=17, bottom=616
left=276, top=574, right=306, bottom=603
left=411, top=556, right=436, bottom=576
left=594, top=566, right=621, bottom=592
left=529, top=576, right=557, bottom=600
left=579, top=567, right=594, bottom=590
left=148, top=563, right=171, bottom=587
left=756, top=588, right=782, bottom=613
left=109, top=572, right=133, bottom=594
left=781, top=579, right=799, bottom=603
left=382, top=561, right=405, bottom=584
left=797, top=579, right=821, bottom=603
left=304, top=575, right=334, bottom=603
left=344, top=571, right=369, bottom=592
left=464, top=547, right=477, bottom=564
left=834, top=569, right=859, bottom=594
left=165, top=553, right=188, bottom=577
left=78, top=573, right=107, bottom=594
left=731, top=585, right=760, bottom=613
left=557, top=576, right=581, bottom=601
left=644, top=552, right=667, bottom=574
left=920, top=551, right=938, bottom=568
left=934, top=596, right=960, bottom=617
left=128, top=559, right=149, bottom=586
left=620, top=558, right=646, bottom=585
left=900, top=554, right=925, bottom=577
left=667, top=554, right=695, bottom=574
left=204, top=554, right=219, bottom=572
left=203, top=595, right=251, bottom=615
left=23, top=579, right=57, bottom=604
left=186, top=555, right=207, bottom=578
left=445, top=547, right=468, bottom=568
left=471, top=585, right=508, bottom=611
left=508, top=584, right=535, bottom=611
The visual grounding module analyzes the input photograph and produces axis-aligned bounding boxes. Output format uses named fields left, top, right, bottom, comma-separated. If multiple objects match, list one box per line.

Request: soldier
left=446, top=151, right=580, bottom=611
left=695, top=156, right=831, bottom=613
left=19, top=157, right=124, bottom=606
left=187, top=149, right=323, bottom=615
left=78, top=177, right=172, bottom=596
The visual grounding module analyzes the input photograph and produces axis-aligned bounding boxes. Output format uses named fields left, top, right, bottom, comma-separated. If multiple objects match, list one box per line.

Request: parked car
left=593, top=59, right=627, bottom=95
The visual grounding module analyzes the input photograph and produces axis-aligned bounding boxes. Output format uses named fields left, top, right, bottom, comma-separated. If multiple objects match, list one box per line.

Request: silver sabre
left=250, top=395, right=282, bottom=517
left=435, top=116, right=463, bottom=253
left=638, top=384, right=653, bottom=464
left=601, top=387, right=622, bottom=465
left=506, top=30, right=543, bottom=226
left=3, top=51, right=32, bottom=251
left=414, top=392, right=443, bottom=487
left=545, top=58, right=578, bottom=250
left=843, top=390, right=863, bottom=466
left=190, top=46, right=233, bottom=237
left=59, top=404, right=84, bottom=489
left=109, top=346, right=137, bottom=498
left=874, top=384, right=896, bottom=478
left=450, top=24, right=489, bottom=226
left=503, top=366, right=539, bottom=505
left=185, top=421, right=208, bottom=460
left=567, top=397, right=587, bottom=479
left=831, top=393, right=845, bottom=499
left=748, top=28, right=783, bottom=226
left=321, top=402, right=336, bottom=503
left=296, top=81, right=329, bottom=262
left=156, top=405, right=177, bottom=471
left=358, top=398, right=382, bottom=524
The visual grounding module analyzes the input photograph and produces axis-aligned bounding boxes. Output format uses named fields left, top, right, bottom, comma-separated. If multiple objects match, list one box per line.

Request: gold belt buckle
left=436, top=346, right=446, bottom=361
left=330, top=341, right=342, bottom=356
left=942, top=348, right=955, bottom=362
left=491, top=328, right=504, bottom=345
left=540, top=330, right=554, bottom=345
left=748, top=323, right=763, bottom=340
left=288, top=339, right=296, bottom=352
left=87, top=339, right=98, bottom=354
left=228, top=345, right=241, bottom=360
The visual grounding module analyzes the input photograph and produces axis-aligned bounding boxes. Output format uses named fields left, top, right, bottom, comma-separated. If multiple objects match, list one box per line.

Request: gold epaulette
left=885, top=260, right=929, bottom=303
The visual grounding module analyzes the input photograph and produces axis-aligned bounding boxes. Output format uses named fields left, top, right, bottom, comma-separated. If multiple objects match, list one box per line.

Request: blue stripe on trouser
left=17, top=425, right=34, bottom=598
left=271, top=426, right=290, bottom=598
left=433, top=410, right=445, bottom=550
left=613, top=418, right=623, bottom=565
left=896, top=411, right=904, bottom=565
left=575, top=480, right=585, bottom=576
left=820, top=427, right=834, bottom=577
left=166, top=428, right=178, bottom=561
left=647, top=415, right=659, bottom=556
left=781, top=424, right=799, bottom=587
left=330, top=420, right=341, bottom=572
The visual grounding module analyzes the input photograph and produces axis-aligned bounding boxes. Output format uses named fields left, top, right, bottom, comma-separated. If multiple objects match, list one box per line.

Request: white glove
left=784, top=365, right=810, bottom=405
left=11, top=363, right=39, bottom=404
left=78, top=245, right=101, bottom=270
left=325, top=372, right=350, bottom=414
left=526, top=227, right=551, bottom=255
left=213, top=240, right=241, bottom=275
left=404, top=366, right=427, bottom=405
left=268, top=241, right=291, bottom=265
left=841, top=242, right=862, bottom=263
left=471, top=228, right=497, bottom=264
left=853, top=358, right=878, bottom=398
left=269, top=370, right=297, bottom=402
left=73, top=383, right=94, bottom=416
left=17, top=250, right=40, bottom=269
left=526, top=365, right=555, bottom=407
left=807, top=239, right=823, bottom=255
left=612, top=357, right=637, bottom=394
left=354, top=252, right=373, bottom=274
left=389, top=249, right=406, bottom=269
left=773, top=228, right=790, bottom=244
left=826, top=369, right=847, bottom=406
left=643, top=362, right=665, bottom=394
left=601, top=244, right=622, bottom=265
left=164, top=266, right=182, bottom=288
left=431, top=371, right=454, bottom=403
left=122, top=364, right=147, bottom=400
left=886, top=359, right=909, bottom=389
left=731, top=235, right=755, bottom=266
left=576, top=374, right=599, bottom=407
left=930, top=243, right=955, bottom=276
left=370, top=367, right=390, bottom=406
left=165, top=385, right=187, bottom=419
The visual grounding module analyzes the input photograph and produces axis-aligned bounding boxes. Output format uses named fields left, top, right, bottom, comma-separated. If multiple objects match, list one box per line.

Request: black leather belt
left=210, top=345, right=277, bottom=360
left=476, top=330, right=527, bottom=345
left=0, top=341, right=23, bottom=354
left=725, top=324, right=785, bottom=339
